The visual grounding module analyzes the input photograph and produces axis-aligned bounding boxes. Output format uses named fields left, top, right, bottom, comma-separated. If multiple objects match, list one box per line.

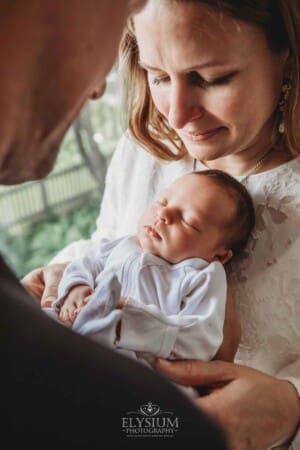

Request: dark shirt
left=0, top=255, right=227, bottom=449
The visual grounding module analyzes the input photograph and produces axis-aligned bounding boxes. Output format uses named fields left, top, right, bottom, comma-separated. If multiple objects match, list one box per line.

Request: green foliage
left=0, top=197, right=100, bottom=279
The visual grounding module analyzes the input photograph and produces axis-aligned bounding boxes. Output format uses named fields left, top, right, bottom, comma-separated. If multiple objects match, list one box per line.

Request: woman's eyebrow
left=139, top=60, right=229, bottom=72
left=138, top=61, right=160, bottom=71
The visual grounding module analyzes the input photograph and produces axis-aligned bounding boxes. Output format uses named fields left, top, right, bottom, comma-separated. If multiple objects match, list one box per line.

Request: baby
left=45, top=169, right=255, bottom=369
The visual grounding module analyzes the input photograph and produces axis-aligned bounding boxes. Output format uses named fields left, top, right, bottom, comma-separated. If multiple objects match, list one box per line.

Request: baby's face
left=137, top=174, right=235, bottom=264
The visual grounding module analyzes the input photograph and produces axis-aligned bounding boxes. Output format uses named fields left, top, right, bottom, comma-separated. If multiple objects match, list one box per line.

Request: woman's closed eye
left=150, top=71, right=237, bottom=87
left=152, top=75, right=170, bottom=86
left=188, top=71, right=237, bottom=88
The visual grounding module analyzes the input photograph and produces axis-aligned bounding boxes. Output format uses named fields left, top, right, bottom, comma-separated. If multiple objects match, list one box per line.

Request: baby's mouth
left=144, top=225, right=162, bottom=240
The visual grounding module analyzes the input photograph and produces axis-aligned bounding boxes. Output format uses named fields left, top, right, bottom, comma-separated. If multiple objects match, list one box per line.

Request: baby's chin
left=138, top=235, right=156, bottom=252
left=137, top=235, right=164, bottom=258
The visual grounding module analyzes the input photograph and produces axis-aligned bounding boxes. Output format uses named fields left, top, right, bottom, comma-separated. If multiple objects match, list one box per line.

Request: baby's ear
left=214, top=248, right=233, bottom=265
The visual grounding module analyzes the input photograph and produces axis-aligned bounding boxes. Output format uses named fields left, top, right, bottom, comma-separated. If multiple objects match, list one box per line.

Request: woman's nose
left=168, top=82, right=204, bottom=129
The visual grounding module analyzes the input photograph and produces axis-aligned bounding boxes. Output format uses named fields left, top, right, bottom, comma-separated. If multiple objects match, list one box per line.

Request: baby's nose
left=156, top=206, right=174, bottom=225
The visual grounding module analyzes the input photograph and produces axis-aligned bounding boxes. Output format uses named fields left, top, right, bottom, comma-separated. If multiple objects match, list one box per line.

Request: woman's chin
left=185, top=146, right=224, bottom=163
left=180, top=129, right=230, bottom=161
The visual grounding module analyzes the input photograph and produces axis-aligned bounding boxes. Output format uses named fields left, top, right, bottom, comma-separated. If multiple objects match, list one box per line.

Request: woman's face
left=134, top=1, right=288, bottom=162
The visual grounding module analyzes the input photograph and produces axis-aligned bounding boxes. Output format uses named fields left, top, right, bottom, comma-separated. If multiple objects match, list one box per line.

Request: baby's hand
left=59, top=284, right=93, bottom=326
left=116, top=296, right=127, bottom=309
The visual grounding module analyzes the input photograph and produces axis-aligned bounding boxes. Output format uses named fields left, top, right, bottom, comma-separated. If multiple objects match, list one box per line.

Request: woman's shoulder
left=229, top=157, right=300, bottom=289
left=115, top=130, right=192, bottom=164
left=245, top=156, right=300, bottom=186
left=243, top=157, right=300, bottom=203
left=114, top=130, right=154, bottom=163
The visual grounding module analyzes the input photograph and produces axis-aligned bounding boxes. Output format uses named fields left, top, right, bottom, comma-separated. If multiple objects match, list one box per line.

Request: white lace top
left=52, top=132, right=300, bottom=449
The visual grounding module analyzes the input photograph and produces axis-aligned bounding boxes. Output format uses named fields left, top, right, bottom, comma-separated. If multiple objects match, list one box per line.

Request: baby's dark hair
left=193, top=169, right=255, bottom=257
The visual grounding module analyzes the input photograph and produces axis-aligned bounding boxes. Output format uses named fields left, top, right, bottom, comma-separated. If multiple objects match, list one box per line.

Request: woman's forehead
left=134, top=1, right=267, bottom=70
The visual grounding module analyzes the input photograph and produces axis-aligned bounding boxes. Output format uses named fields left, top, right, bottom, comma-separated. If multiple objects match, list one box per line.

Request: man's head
left=138, top=170, right=255, bottom=264
left=0, top=0, right=146, bottom=184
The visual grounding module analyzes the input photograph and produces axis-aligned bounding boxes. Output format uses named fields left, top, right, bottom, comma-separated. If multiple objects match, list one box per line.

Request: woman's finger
left=155, top=359, right=237, bottom=387
left=213, top=287, right=241, bottom=362
left=21, top=267, right=45, bottom=301
left=40, top=263, right=68, bottom=306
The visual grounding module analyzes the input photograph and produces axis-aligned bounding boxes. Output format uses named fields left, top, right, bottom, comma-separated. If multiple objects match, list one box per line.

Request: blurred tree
left=0, top=67, right=124, bottom=277
left=0, top=197, right=100, bottom=278
left=73, top=103, right=107, bottom=193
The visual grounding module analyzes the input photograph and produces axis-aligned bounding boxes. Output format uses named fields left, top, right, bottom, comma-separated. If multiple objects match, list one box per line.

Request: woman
left=23, top=1, right=300, bottom=449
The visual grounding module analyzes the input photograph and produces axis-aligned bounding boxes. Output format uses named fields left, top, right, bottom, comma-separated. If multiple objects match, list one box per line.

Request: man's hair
left=193, top=169, right=255, bottom=257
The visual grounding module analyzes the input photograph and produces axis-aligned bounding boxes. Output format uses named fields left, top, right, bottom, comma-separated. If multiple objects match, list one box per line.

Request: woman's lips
left=144, top=225, right=162, bottom=240
left=181, top=126, right=224, bottom=142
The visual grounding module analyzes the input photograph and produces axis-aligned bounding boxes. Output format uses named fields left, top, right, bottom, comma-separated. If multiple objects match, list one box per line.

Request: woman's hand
left=213, top=287, right=241, bottom=362
left=156, top=358, right=300, bottom=450
left=21, top=263, right=68, bottom=307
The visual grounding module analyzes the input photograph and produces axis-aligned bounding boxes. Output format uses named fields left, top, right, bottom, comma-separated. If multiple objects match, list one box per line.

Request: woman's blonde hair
left=119, top=0, right=300, bottom=160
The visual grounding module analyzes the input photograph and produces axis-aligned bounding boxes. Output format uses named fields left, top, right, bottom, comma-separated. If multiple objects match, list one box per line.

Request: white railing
left=0, top=163, right=100, bottom=230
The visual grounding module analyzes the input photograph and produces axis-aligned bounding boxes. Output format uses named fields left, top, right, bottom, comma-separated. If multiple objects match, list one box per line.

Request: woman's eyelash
left=188, top=71, right=236, bottom=87
left=151, top=72, right=236, bottom=87
left=152, top=76, right=169, bottom=86
left=207, top=73, right=236, bottom=86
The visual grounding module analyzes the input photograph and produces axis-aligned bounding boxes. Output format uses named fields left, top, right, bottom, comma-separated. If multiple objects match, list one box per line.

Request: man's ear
left=213, top=248, right=233, bottom=265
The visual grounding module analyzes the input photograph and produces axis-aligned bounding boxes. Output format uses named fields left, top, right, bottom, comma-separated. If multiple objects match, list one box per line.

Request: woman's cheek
left=150, top=87, right=169, bottom=118
left=208, top=87, right=239, bottom=123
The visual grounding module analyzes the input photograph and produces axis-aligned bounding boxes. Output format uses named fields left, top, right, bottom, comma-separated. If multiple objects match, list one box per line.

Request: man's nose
left=90, top=81, right=106, bottom=100
left=168, top=82, right=204, bottom=129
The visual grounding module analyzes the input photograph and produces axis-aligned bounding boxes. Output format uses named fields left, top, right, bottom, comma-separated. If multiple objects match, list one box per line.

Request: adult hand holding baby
left=156, top=358, right=300, bottom=450
left=21, top=263, right=68, bottom=307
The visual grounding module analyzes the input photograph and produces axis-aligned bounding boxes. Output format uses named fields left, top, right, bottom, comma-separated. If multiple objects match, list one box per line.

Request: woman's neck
left=200, top=139, right=294, bottom=177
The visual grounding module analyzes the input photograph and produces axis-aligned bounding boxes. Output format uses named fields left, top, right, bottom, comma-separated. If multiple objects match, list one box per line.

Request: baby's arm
left=52, top=239, right=118, bottom=322
left=115, top=262, right=228, bottom=361
left=59, top=284, right=94, bottom=326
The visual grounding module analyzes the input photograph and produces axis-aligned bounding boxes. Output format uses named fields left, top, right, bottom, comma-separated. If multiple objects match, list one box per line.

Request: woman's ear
left=213, top=248, right=233, bottom=265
